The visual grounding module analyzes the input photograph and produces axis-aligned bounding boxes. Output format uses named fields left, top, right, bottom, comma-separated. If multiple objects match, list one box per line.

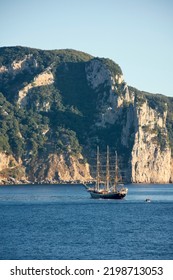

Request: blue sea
left=0, top=184, right=173, bottom=260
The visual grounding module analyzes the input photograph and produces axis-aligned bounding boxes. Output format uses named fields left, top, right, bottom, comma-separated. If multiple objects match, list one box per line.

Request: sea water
left=0, top=184, right=173, bottom=260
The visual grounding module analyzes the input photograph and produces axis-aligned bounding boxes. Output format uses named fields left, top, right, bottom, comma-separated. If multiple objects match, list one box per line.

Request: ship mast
left=114, top=151, right=118, bottom=191
left=106, top=146, right=110, bottom=191
left=96, top=146, right=100, bottom=191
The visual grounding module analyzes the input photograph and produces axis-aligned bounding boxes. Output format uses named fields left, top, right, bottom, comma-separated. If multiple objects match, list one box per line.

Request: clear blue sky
left=1, top=0, right=173, bottom=96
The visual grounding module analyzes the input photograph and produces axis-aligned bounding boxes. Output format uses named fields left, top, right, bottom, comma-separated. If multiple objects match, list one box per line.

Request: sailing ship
left=87, top=146, right=128, bottom=199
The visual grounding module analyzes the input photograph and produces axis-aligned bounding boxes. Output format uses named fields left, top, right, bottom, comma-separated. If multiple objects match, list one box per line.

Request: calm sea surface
left=0, top=184, right=173, bottom=260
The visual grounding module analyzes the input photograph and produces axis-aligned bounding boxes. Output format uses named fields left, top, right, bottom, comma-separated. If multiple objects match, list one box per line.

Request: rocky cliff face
left=0, top=152, right=17, bottom=171
left=170, top=158, right=173, bottom=182
left=0, top=54, right=38, bottom=75
left=0, top=152, right=26, bottom=184
left=28, top=153, right=91, bottom=183
left=85, top=58, right=130, bottom=127
left=18, top=67, right=54, bottom=106
left=85, top=59, right=172, bottom=183
left=0, top=46, right=172, bottom=184
left=131, top=101, right=171, bottom=183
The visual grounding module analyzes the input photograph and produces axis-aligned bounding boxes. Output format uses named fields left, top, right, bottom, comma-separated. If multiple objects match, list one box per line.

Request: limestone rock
left=0, top=152, right=26, bottom=183
left=28, top=153, right=92, bottom=182
left=131, top=101, right=171, bottom=183
left=18, top=68, right=54, bottom=106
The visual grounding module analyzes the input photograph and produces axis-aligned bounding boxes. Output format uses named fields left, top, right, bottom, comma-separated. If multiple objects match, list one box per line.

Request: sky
left=1, top=0, right=173, bottom=96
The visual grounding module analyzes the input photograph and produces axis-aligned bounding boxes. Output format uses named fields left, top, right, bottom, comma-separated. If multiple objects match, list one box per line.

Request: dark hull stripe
left=90, top=192, right=126, bottom=199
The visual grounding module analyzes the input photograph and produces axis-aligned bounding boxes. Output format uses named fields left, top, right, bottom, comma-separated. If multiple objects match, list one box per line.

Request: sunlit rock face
left=131, top=101, right=171, bottom=183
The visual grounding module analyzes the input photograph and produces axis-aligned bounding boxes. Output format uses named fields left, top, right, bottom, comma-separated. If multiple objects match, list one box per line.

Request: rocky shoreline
left=0, top=177, right=94, bottom=186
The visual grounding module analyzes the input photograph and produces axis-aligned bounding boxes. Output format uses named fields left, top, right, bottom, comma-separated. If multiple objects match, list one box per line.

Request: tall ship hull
left=90, top=190, right=127, bottom=199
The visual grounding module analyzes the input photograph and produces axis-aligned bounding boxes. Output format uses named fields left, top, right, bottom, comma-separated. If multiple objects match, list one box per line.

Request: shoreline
left=0, top=178, right=95, bottom=186
left=0, top=180, right=173, bottom=186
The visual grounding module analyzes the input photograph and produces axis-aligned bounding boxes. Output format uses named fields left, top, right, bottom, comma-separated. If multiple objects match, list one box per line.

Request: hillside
left=0, top=46, right=173, bottom=184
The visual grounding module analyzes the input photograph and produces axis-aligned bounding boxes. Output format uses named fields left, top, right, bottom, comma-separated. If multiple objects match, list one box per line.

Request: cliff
left=28, top=153, right=91, bottom=183
left=84, top=58, right=172, bottom=183
left=131, top=101, right=171, bottom=183
left=0, top=152, right=26, bottom=184
left=0, top=46, right=173, bottom=184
